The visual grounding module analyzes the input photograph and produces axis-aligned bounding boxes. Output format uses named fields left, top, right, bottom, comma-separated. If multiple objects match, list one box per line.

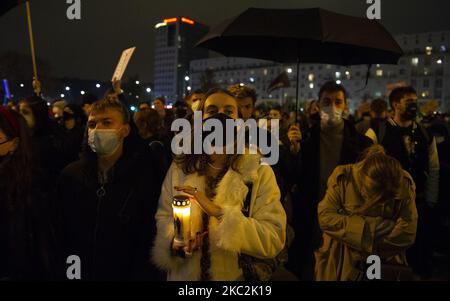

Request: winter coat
left=57, top=145, right=163, bottom=281
left=314, top=165, right=418, bottom=281
left=152, top=154, right=287, bottom=280
left=288, top=120, right=372, bottom=279
left=0, top=161, right=57, bottom=280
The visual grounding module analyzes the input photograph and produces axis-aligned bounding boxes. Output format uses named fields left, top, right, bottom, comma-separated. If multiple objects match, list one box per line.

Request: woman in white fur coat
left=152, top=89, right=287, bottom=281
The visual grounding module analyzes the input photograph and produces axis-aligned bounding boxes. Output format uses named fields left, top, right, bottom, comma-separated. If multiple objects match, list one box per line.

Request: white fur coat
left=151, top=154, right=286, bottom=281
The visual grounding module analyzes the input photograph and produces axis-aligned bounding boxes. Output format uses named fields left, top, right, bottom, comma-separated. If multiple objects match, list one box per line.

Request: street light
left=20, top=83, right=24, bottom=88
left=437, top=59, right=443, bottom=64
left=96, top=83, right=101, bottom=88
left=336, top=80, right=342, bottom=85
left=80, top=90, right=85, bottom=95
left=130, top=106, right=136, bottom=112
left=184, top=76, right=190, bottom=81
left=60, top=94, right=65, bottom=98
left=135, top=81, right=140, bottom=85
left=146, top=87, right=151, bottom=93
left=287, top=68, right=293, bottom=74
left=65, top=86, right=70, bottom=91
left=187, top=86, right=192, bottom=91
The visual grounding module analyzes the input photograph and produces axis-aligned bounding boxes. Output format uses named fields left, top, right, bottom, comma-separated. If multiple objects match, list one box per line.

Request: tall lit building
left=153, top=17, right=209, bottom=102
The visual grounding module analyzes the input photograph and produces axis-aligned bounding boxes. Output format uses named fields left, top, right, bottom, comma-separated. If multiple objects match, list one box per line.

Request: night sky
left=1, top=0, right=450, bottom=82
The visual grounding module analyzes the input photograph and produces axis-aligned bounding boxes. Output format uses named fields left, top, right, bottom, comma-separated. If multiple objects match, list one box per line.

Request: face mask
left=342, top=110, right=350, bottom=120
left=22, top=113, right=35, bottom=129
left=320, top=106, right=343, bottom=126
left=435, top=136, right=445, bottom=144
left=402, top=103, right=418, bottom=121
left=63, top=112, right=75, bottom=121
left=309, top=112, right=320, bottom=122
left=202, top=112, right=237, bottom=148
left=88, top=128, right=121, bottom=156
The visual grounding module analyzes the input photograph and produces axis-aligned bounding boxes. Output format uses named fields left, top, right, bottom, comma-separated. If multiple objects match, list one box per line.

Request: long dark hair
left=64, top=103, right=87, bottom=129
left=0, top=109, right=36, bottom=211
left=173, top=88, right=242, bottom=175
left=20, top=96, right=53, bottom=136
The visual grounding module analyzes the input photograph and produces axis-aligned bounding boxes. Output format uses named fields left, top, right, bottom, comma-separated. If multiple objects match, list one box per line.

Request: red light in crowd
left=181, top=17, right=195, bottom=25
left=164, top=18, right=178, bottom=24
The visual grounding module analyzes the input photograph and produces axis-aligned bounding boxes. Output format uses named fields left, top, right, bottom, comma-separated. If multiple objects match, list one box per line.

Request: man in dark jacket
left=288, top=81, right=372, bottom=280
left=379, top=86, right=440, bottom=279
left=57, top=98, right=163, bottom=281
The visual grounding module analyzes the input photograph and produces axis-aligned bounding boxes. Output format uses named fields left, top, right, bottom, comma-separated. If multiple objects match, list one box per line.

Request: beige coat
left=152, top=154, right=287, bottom=281
left=314, top=164, right=418, bottom=281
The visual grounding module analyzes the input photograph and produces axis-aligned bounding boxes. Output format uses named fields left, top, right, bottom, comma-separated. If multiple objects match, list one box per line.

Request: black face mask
left=62, top=112, right=75, bottom=121
left=202, top=113, right=237, bottom=148
left=402, top=103, right=418, bottom=121
left=310, top=112, right=320, bottom=122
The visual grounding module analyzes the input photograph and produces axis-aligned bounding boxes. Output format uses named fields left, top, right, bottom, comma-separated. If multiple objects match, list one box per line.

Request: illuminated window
left=309, top=83, right=314, bottom=89
left=181, top=17, right=195, bottom=25
left=411, top=57, right=419, bottom=66
left=164, top=18, right=177, bottom=24
left=376, top=70, right=383, bottom=77
left=335, top=72, right=341, bottom=79
left=437, top=59, right=443, bottom=64
left=155, top=22, right=166, bottom=29
left=426, top=46, right=433, bottom=55
left=308, top=74, right=315, bottom=81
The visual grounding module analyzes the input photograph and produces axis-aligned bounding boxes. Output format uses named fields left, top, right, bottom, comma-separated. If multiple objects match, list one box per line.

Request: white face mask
left=435, top=136, right=445, bottom=145
left=320, top=106, right=343, bottom=126
left=88, top=128, right=121, bottom=156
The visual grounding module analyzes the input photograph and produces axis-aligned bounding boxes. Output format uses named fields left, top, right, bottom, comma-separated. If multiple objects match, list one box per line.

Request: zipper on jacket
left=92, top=185, right=106, bottom=280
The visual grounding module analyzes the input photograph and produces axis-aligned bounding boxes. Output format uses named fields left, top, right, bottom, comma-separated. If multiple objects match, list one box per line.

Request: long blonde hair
left=355, top=145, right=404, bottom=214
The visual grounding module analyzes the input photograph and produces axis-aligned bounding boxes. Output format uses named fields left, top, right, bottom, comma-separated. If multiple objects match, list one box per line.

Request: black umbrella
left=1, top=0, right=23, bottom=17
left=196, top=7, right=403, bottom=115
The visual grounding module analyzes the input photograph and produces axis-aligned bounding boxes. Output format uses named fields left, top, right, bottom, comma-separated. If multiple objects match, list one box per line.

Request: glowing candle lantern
left=172, top=195, right=191, bottom=251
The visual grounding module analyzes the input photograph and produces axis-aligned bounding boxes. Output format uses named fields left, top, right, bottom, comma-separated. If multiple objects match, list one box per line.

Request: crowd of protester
left=1, top=78, right=450, bottom=281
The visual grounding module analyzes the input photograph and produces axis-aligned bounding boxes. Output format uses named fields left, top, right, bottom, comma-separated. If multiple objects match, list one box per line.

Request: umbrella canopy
left=196, top=7, right=403, bottom=66
left=1, top=0, right=23, bottom=17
